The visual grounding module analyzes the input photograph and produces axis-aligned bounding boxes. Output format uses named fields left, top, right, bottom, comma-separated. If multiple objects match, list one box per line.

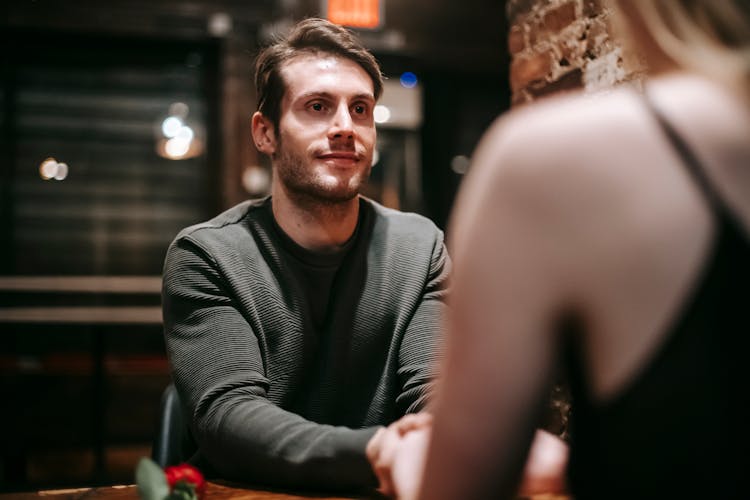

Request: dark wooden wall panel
left=4, top=34, right=217, bottom=275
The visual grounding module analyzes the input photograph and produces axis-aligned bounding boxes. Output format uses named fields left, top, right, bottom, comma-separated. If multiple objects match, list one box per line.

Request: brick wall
left=507, top=0, right=643, bottom=105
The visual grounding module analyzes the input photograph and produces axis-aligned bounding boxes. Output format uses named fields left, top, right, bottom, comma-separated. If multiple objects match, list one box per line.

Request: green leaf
left=136, top=457, right=170, bottom=500
left=168, top=481, right=197, bottom=500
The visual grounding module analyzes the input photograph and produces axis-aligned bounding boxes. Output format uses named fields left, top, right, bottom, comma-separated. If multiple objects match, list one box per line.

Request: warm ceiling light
left=326, top=0, right=381, bottom=29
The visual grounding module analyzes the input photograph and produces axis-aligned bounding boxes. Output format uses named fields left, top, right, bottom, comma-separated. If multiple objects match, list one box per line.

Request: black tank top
left=565, top=91, right=750, bottom=499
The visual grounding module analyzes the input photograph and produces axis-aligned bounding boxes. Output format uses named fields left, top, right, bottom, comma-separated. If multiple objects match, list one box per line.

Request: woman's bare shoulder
left=458, top=87, right=647, bottom=221
left=450, top=88, right=644, bottom=256
left=474, top=86, right=644, bottom=175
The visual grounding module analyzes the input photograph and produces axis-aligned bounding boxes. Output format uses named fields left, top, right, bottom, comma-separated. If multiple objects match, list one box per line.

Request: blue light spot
left=400, top=71, right=418, bottom=88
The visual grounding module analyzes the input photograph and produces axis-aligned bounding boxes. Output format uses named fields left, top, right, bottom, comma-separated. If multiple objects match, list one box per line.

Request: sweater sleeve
left=396, top=230, right=452, bottom=414
left=162, top=237, right=379, bottom=491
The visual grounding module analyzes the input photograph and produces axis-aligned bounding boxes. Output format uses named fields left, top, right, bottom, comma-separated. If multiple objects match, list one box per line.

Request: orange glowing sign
left=326, top=0, right=381, bottom=29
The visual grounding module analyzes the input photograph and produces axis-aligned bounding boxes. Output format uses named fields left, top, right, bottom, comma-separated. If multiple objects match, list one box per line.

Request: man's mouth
left=318, top=152, right=360, bottom=163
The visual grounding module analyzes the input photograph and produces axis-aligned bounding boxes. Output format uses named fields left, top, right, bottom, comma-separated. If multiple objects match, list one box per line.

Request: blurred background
left=0, top=0, right=509, bottom=491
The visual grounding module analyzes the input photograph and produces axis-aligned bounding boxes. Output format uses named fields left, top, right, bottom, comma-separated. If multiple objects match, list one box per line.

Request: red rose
left=164, top=463, right=206, bottom=499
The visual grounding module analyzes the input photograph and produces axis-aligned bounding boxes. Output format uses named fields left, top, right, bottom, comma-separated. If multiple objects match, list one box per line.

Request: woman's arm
left=415, top=115, right=575, bottom=500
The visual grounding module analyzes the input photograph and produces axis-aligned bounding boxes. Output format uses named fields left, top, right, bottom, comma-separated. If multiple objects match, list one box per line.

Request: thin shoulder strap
left=642, top=87, right=750, bottom=243
left=641, top=87, right=729, bottom=215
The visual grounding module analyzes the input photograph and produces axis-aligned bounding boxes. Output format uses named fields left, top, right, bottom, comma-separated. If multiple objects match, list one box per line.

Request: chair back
left=152, top=383, right=196, bottom=467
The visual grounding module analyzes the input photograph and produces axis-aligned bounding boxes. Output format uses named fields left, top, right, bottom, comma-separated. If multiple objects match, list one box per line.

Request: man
left=161, top=18, right=449, bottom=492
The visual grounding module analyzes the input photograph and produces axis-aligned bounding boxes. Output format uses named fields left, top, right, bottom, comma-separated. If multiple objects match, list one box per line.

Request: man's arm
left=395, top=233, right=451, bottom=414
left=162, top=238, right=378, bottom=491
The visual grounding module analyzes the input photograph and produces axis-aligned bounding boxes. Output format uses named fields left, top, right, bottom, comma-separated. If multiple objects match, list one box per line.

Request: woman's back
left=561, top=75, right=750, bottom=401
left=557, top=75, right=750, bottom=497
left=433, top=73, right=750, bottom=498
left=399, top=3, right=750, bottom=499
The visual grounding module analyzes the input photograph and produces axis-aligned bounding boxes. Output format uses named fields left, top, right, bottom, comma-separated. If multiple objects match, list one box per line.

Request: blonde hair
left=623, top=1, right=750, bottom=91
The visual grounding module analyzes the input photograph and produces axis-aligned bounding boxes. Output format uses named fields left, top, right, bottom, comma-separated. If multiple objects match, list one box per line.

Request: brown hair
left=254, top=17, right=384, bottom=131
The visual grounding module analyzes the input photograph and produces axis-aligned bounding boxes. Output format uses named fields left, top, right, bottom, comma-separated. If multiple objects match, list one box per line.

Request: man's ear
left=251, top=111, right=277, bottom=156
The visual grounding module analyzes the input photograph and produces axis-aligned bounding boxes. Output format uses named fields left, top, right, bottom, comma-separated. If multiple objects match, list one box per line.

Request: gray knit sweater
left=162, top=196, right=450, bottom=491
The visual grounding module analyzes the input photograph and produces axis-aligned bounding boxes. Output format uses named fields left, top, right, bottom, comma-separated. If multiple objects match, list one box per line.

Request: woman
left=382, top=1, right=750, bottom=498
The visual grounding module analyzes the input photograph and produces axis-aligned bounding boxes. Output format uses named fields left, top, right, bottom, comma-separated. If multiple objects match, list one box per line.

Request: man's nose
left=328, top=103, right=354, bottom=140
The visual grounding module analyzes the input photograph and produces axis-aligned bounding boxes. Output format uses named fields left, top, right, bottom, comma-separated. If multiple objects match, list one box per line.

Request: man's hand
left=517, top=429, right=569, bottom=496
left=366, top=412, right=433, bottom=496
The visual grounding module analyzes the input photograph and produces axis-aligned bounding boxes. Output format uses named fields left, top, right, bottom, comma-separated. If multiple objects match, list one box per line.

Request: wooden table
left=0, top=482, right=367, bottom=500
left=0, top=481, right=572, bottom=500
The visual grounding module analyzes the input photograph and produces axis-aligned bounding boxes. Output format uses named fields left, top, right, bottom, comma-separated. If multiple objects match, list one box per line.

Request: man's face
left=273, top=54, right=376, bottom=204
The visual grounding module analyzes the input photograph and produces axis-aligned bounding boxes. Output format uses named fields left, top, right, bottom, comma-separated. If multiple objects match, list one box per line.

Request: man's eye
left=353, top=105, right=366, bottom=114
left=311, top=103, right=324, bottom=111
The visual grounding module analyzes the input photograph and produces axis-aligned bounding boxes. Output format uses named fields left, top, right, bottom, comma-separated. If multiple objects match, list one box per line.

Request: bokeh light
left=54, top=162, right=69, bottom=180
left=373, top=105, right=391, bottom=124
left=162, top=117, right=183, bottom=138
left=450, top=155, right=471, bottom=175
left=169, top=102, right=189, bottom=118
left=39, top=157, right=69, bottom=181
left=156, top=102, right=203, bottom=160
left=400, top=71, right=418, bottom=88
left=165, top=137, right=191, bottom=158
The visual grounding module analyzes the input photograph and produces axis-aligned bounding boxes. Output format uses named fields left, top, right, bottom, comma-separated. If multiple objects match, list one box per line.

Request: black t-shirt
left=262, top=201, right=362, bottom=330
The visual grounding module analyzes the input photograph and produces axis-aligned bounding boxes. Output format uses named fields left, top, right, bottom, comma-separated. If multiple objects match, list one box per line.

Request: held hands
left=366, top=415, right=569, bottom=499
left=366, top=412, right=433, bottom=498
left=518, top=429, right=569, bottom=496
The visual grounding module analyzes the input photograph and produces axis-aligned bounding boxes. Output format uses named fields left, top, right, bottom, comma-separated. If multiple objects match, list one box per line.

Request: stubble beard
left=274, top=140, right=372, bottom=207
